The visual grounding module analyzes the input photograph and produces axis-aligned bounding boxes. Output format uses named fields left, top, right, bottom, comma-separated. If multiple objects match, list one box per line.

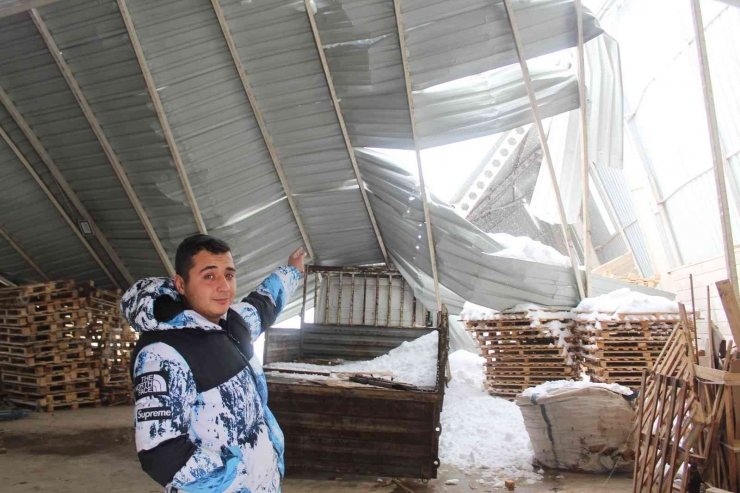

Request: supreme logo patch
left=136, top=406, right=173, bottom=422
left=134, top=370, right=169, bottom=401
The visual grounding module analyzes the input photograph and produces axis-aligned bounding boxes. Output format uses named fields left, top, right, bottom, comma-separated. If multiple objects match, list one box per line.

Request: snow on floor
left=440, top=350, right=540, bottom=485
left=520, top=379, right=634, bottom=398
left=488, top=233, right=571, bottom=268
left=264, top=330, right=439, bottom=388
left=575, top=288, right=678, bottom=319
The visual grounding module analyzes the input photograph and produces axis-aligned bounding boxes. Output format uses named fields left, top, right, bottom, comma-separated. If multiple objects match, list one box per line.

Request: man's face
left=174, top=250, right=236, bottom=324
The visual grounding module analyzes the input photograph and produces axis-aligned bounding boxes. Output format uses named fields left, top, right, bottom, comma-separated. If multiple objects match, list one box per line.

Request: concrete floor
left=0, top=406, right=632, bottom=492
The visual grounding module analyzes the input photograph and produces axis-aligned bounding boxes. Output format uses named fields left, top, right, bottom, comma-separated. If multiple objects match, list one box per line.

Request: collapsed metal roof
left=0, top=0, right=668, bottom=311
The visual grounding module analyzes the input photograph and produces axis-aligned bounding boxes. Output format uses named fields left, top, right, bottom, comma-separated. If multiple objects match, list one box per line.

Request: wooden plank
left=693, top=364, right=740, bottom=385
left=708, top=285, right=716, bottom=368
left=717, top=279, right=740, bottom=345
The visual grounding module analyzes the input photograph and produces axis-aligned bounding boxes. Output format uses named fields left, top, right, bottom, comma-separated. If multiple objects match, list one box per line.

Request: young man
left=121, top=234, right=306, bottom=492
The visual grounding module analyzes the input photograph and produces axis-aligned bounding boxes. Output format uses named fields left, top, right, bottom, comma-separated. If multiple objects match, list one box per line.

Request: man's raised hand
left=288, top=247, right=308, bottom=274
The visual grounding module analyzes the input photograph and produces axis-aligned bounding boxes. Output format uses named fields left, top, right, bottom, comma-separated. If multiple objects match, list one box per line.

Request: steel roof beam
left=117, top=0, right=208, bottom=236
left=30, top=9, right=176, bottom=278
left=303, top=0, right=390, bottom=267
left=0, top=124, right=121, bottom=288
left=0, top=274, right=17, bottom=287
left=574, top=0, right=592, bottom=297
left=0, top=0, right=63, bottom=18
left=501, top=0, right=586, bottom=300
left=0, top=225, right=51, bottom=282
left=210, top=0, right=317, bottom=262
left=0, top=86, right=129, bottom=287
left=392, top=0, right=442, bottom=311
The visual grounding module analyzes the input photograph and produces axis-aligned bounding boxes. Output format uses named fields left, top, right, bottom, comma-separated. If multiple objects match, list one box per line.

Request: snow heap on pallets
left=573, top=288, right=680, bottom=389
left=463, top=304, right=576, bottom=400
left=0, top=281, right=134, bottom=411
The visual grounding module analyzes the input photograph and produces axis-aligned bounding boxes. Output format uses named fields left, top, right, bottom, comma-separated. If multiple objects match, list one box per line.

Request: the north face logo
left=134, top=371, right=169, bottom=401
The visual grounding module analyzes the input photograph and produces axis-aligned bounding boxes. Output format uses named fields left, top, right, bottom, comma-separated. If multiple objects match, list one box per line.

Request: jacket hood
left=120, top=277, right=222, bottom=333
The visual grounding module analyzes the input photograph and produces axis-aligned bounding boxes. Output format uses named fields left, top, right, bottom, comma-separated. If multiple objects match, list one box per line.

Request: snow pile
left=575, top=288, right=678, bottom=320
left=460, top=301, right=498, bottom=321
left=521, top=380, right=634, bottom=398
left=488, top=233, right=571, bottom=268
left=545, top=320, right=575, bottom=364
left=510, top=303, right=573, bottom=325
left=439, top=350, right=539, bottom=483
left=265, top=331, right=439, bottom=388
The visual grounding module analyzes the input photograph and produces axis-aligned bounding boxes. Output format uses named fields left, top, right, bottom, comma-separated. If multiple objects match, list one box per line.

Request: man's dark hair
left=175, top=234, right=231, bottom=281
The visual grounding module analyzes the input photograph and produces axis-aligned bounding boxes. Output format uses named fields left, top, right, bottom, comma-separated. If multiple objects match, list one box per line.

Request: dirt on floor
left=0, top=406, right=633, bottom=492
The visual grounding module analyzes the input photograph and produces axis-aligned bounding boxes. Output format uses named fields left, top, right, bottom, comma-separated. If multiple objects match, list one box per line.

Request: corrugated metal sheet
left=587, top=194, right=629, bottom=265
left=0, top=0, right=664, bottom=313
left=625, top=221, right=653, bottom=277
left=400, top=0, right=602, bottom=89
left=593, top=161, right=654, bottom=275
left=0, top=127, right=111, bottom=286
left=0, top=234, right=46, bottom=284
left=37, top=0, right=203, bottom=266
left=357, top=148, right=672, bottom=313
left=0, top=12, right=158, bottom=283
left=313, top=0, right=601, bottom=149
left=121, top=0, right=306, bottom=292
left=414, top=63, right=578, bottom=149
left=218, top=0, right=384, bottom=266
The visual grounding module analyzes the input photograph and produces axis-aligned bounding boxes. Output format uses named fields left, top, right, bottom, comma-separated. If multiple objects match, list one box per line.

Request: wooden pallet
left=2, top=367, right=99, bottom=386
left=0, top=328, right=87, bottom=346
left=0, top=360, right=100, bottom=376
left=3, top=380, right=98, bottom=396
left=486, top=374, right=571, bottom=383
left=483, top=354, right=569, bottom=364
left=0, top=307, right=27, bottom=317
left=485, top=360, right=572, bottom=369
left=0, top=349, right=92, bottom=366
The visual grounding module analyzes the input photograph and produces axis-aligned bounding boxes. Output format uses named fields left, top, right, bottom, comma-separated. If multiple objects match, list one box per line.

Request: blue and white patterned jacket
left=121, top=266, right=301, bottom=492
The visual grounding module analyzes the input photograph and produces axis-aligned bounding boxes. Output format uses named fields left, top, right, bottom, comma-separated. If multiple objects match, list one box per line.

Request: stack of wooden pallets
left=86, top=288, right=135, bottom=406
left=573, top=310, right=679, bottom=389
left=465, top=306, right=576, bottom=400
left=0, top=281, right=100, bottom=412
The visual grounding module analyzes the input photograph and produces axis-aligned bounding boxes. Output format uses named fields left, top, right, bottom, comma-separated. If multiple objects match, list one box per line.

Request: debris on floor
left=634, top=287, right=740, bottom=493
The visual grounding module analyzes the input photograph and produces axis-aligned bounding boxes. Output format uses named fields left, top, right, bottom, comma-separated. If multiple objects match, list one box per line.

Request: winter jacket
left=121, top=266, right=301, bottom=492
